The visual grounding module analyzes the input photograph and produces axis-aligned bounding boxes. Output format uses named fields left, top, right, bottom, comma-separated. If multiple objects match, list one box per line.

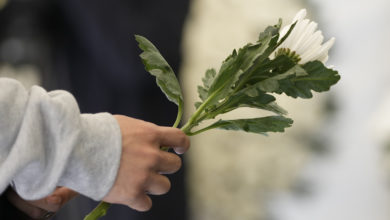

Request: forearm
left=0, top=78, right=121, bottom=201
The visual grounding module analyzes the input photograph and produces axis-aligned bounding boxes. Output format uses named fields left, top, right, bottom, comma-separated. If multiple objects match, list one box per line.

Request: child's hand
left=103, top=115, right=190, bottom=211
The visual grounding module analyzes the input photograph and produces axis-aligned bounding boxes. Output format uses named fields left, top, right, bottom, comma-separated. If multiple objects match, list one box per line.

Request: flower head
left=275, top=9, right=335, bottom=64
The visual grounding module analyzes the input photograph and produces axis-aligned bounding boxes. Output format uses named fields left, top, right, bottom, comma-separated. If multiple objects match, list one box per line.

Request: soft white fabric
left=0, top=77, right=122, bottom=200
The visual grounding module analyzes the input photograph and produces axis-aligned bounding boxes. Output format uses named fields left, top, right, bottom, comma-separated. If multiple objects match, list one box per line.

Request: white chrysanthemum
left=275, top=9, right=335, bottom=64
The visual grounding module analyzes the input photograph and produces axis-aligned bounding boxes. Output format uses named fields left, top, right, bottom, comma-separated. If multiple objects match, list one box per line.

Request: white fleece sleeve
left=0, top=77, right=122, bottom=200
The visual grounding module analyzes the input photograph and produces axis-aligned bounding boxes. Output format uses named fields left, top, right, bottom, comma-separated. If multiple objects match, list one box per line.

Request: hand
left=5, top=187, right=78, bottom=219
left=103, top=115, right=190, bottom=212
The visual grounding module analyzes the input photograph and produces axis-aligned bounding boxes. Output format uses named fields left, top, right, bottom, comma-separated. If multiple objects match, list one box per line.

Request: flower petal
left=297, top=28, right=322, bottom=54
left=274, top=8, right=335, bottom=65
left=295, top=21, right=318, bottom=54
left=290, top=19, right=310, bottom=51
left=309, top=37, right=335, bottom=62
left=293, top=9, right=307, bottom=22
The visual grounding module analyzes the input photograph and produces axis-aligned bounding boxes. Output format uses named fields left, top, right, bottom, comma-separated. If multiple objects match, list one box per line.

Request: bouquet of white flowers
left=84, top=9, right=340, bottom=220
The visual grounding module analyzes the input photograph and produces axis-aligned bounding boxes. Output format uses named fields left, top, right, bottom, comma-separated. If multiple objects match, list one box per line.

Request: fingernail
left=47, top=196, right=62, bottom=204
left=175, top=147, right=186, bottom=155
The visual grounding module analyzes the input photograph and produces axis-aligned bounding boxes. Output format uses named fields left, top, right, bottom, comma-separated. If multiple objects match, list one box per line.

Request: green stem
left=83, top=201, right=111, bottom=220
left=181, top=89, right=221, bottom=134
left=180, top=121, right=192, bottom=135
left=185, top=123, right=218, bottom=136
left=161, top=100, right=183, bottom=151
left=172, top=100, right=183, bottom=128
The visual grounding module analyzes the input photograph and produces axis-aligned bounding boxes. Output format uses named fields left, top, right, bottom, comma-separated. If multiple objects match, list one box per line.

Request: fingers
left=127, top=174, right=170, bottom=212
left=156, top=150, right=182, bottom=174
left=127, top=194, right=152, bottom=212
left=105, top=116, right=191, bottom=212
left=145, top=174, right=171, bottom=195
left=158, top=127, right=190, bottom=154
left=29, top=187, right=78, bottom=212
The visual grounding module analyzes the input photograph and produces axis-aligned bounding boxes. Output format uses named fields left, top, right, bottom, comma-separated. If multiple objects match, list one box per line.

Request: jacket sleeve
left=0, top=78, right=122, bottom=200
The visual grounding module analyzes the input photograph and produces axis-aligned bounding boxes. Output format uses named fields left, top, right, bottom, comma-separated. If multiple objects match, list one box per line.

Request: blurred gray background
left=1, top=0, right=390, bottom=219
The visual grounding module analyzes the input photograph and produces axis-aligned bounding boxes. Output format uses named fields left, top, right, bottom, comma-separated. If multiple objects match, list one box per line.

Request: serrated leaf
left=246, top=54, right=299, bottom=86
left=258, top=19, right=282, bottom=42
left=215, top=85, right=288, bottom=116
left=195, top=20, right=287, bottom=116
left=197, top=86, right=209, bottom=102
left=234, top=21, right=297, bottom=89
left=207, top=22, right=282, bottom=97
left=199, top=38, right=276, bottom=111
left=207, top=45, right=251, bottom=96
left=209, top=116, right=293, bottom=134
left=264, top=102, right=288, bottom=115
left=230, top=24, right=288, bottom=93
left=135, top=35, right=183, bottom=106
left=258, top=64, right=307, bottom=92
left=275, top=21, right=297, bottom=48
left=202, top=88, right=276, bottom=120
left=197, top=69, right=216, bottom=102
left=202, top=68, right=216, bottom=89
left=275, top=61, right=341, bottom=98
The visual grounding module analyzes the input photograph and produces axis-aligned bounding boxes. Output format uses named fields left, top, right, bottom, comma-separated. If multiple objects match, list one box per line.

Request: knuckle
left=130, top=171, right=150, bottom=192
left=144, top=149, right=160, bottom=166
left=135, top=173, right=150, bottom=188
left=144, top=125, right=161, bottom=143
left=119, top=180, right=146, bottom=203
left=137, top=148, right=160, bottom=168
left=132, top=122, right=159, bottom=142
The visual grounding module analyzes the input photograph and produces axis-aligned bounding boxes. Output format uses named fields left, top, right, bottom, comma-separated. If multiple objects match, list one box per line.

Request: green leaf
left=245, top=55, right=298, bottom=86
left=258, top=64, right=307, bottom=92
left=230, top=23, right=287, bottom=94
left=275, top=61, right=341, bottom=98
left=235, top=86, right=288, bottom=115
left=202, top=68, right=217, bottom=89
left=194, top=19, right=289, bottom=117
left=258, top=19, right=282, bottom=42
left=206, top=45, right=256, bottom=98
left=197, top=68, right=216, bottom=102
left=275, top=21, right=297, bottom=48
left=210, top=116, right=293, bottom=134
left=264, top=102, right=288, bottom=115
left=197, top=34, right=278, bottom=112
left=208, top=85, right=287, bottom=119
left=135, top=35, right=183, bottom=106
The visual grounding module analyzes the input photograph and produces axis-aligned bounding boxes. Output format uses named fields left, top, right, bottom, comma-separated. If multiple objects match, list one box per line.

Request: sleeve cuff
left=58, top=113, right=122, bottom=200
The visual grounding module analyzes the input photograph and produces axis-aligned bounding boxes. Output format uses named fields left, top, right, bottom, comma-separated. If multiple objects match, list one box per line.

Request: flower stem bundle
left=85, top=9, right=340, bottom=220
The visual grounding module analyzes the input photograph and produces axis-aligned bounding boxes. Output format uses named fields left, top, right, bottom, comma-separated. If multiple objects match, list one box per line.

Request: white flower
left=275, top=9, right=335, bottom=64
